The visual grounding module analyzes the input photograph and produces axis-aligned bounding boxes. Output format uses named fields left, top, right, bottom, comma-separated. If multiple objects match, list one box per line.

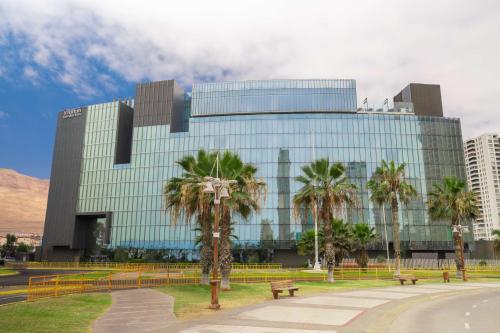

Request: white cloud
left=0, top=0, right=499, bottom=138
left=23, top=66, right=38, bottom=80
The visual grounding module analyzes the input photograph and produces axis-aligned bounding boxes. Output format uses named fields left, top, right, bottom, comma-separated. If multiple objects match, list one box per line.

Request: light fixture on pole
left=201, top=172, right=237, bottom=310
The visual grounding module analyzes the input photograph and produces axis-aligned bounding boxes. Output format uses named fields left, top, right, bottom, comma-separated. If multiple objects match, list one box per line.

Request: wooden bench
left=270, top=280, right=299, bottom=299
left=398, top=274, right=418, bottom=285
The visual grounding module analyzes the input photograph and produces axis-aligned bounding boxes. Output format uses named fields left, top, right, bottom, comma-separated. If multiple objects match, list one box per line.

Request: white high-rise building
left=464, top=134, right=500, bottom=240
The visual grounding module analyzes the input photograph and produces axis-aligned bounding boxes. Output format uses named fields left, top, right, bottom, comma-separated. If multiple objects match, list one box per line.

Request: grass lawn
left=0, top=268, right=18, bottom=275
left=57, top=271, right=113, bottom=280
left=0, top=294, right=111, bottom=333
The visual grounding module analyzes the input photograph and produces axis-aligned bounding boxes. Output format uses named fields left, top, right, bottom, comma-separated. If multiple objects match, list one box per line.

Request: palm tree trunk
left=356, top=248, right=368, bottom=269
left=391, top=197, right=401, bottom=277
left=220, top=207, right=232, bottom=290
left=323, top=213, right=335, bottom=283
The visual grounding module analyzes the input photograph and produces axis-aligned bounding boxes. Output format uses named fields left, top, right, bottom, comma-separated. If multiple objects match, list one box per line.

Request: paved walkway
left=171, top=282, right=500, bottom=333
left=92, top=282, right=500, bottom=333
left=93, top=288, right=176, bottom=333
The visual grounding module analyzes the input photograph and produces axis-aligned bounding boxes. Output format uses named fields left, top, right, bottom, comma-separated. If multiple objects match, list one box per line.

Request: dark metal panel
left=114, top=102, right=134, bottom=164
left=393, top=83, right=443, bottom=117
left=133, top=80, right=186, bottom=130
left=42, top=107, right=87, bottom=250
left=170, top=81, right=188, bottom=132
left=277, top=148, right=291, bottom=245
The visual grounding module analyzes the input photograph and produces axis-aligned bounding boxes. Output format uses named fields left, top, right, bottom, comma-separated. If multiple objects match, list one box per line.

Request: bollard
left=443, top=271, right=450, bottom=283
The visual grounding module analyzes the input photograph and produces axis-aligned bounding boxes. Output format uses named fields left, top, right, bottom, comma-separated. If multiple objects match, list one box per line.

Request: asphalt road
left=0, top=269, right=87, bottom=287
left=389, top=289, right=500, bottom=332
left=0, top=269, right=90, bottom=306
left=0, top=294, right=27, bottom=305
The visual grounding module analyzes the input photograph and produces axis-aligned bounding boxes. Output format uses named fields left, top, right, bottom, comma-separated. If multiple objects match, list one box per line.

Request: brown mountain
left=0, top=168, right=49, bottom=235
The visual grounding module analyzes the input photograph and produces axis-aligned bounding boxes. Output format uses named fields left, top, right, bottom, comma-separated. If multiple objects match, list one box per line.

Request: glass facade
left=191, top=79, right=357, bottom=116
left=75, top=84, right=468, bottom=253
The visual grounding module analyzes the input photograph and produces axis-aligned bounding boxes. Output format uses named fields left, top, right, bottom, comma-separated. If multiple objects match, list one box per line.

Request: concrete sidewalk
left=91, top=282, right=500, bottom=333
left=170, top=282, right=500, bottom=333
left=93, top=288, right=176, bottom=333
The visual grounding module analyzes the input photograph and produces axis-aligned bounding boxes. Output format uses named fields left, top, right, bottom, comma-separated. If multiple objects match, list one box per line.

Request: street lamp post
left=202, top=175, right=236, bottom=310
left=311, top=132, right=321, bottom=271
left=313, top=195, right=321, bottom=271
left=381, top=205, right=390, bottom=264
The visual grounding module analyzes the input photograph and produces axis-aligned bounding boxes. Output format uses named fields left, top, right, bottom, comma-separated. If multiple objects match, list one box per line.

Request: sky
left=0, top=0, right=499, bottom=179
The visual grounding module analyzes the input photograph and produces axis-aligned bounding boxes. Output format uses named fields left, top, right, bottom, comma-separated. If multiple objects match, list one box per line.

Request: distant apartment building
left=464, top=134, right=500, bottom=240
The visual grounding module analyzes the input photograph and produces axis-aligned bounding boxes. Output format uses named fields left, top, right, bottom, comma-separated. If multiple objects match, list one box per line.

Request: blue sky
left=0, top=0, right=499, bottom=179
left=0, top=68, right=135, bottom=178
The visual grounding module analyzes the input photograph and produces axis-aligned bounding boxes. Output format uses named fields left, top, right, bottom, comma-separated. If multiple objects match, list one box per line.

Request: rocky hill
left=0, top=168, right=48, bottom=235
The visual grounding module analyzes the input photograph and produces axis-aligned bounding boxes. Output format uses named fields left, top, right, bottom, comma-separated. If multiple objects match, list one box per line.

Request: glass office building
left=42, top=79, right=469, bottom=261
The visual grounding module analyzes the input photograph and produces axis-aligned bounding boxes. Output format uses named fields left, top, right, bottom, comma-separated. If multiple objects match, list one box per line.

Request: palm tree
left=297, top=229, right=324, bottom=266
left=351, top=223, right=377, bottom=269
left=427, top=177, right=479, bottom=278
left=366, top=178, right=390, bottom=262
left=368, top=160, right=417, bottom=276
left=331, top=218, right=353, bottom=267
left=218, top=151, right=267, bottom=290
left=1, top=233, right=17, bottom=257
left=294, top=158, right=357, bottom=282
left=297, top=219, right=353, bottom=268
left=164, top=150, right=217, bottom=285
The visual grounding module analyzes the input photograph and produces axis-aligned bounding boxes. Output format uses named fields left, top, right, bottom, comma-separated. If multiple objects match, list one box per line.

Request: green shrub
left=247, top=253, right=260, bottom=263
left=478, top=260, right=487, bottom=267
left=113, top=248, right=129, bottom=262
left=16, top=242, right=30, bottom=253
left=376, top=255, right=386, bottom=263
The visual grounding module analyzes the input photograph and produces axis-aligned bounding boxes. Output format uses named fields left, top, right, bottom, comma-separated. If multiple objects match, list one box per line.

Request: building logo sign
left=63, top=108, right=82, bottom=119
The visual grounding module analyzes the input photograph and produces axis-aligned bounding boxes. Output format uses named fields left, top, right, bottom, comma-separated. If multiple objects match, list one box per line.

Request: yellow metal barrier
left=27, top=267, right=500, bottom=302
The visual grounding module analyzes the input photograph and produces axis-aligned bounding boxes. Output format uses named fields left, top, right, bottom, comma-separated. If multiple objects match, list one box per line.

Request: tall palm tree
left=366, top=178, right=390, bottom=262
left=368, top=160, right=417, bottom=276
left=164, top=150, right=217, bottom=285
left=351, top=223, right=377, bottom=269
left=294, top=158, right=357, bottom=282
left=427, top=177, right=479, bottom=278
left=218, top=151, right=267, bottom=290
